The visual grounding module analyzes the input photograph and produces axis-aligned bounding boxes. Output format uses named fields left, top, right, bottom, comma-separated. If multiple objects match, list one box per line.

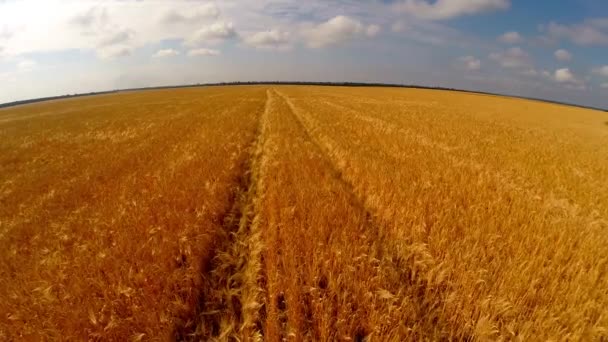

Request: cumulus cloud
left=593, top=65, right=608, bottom=77
left=552, top=68, right=586, bottom=89
left=302, top=16, right=370, bottom=48
left=460, top=56, right=481, bottom=71
left=244, top=29, right=291, bottom=50
left=499, top=31, right=522, bottom=44
left=186, top=21, right=237, bottom=46
left=161, top=3, right=220, bottom=25
left=554, top=49, right=572, bottom=62
left=544, top=20, right=608, bottom=46
left=153, top=49, right=180, bottom=58
left=489, top=47, right=531, bottom=69
left=395, top=0, right=510, bottom=20
left=554, top=68, right=575, bottom=82
left=187, top=48, right=220, bottom=56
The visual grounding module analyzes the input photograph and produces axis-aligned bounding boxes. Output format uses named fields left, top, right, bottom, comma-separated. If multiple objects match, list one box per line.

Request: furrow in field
left=175, top=90, right=272, bottom=341
left=0, top=98, right=250, bottom=278
left=0, top=87, right=267, bottom=340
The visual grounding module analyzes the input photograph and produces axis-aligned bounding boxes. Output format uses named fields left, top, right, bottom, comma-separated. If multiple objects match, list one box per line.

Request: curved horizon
left=1, top=80, right=606, bottom=112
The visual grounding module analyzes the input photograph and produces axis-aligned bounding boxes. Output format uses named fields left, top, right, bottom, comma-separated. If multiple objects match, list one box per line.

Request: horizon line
left=1, top=81, right=606, bottom=112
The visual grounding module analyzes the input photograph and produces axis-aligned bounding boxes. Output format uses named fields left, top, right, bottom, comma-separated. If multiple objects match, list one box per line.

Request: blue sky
left=1, top=0, right=608, bottom=108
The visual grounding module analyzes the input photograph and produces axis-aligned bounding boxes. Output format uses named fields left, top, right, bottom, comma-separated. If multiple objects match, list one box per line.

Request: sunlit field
left=1, top=86, right=607, bottom=340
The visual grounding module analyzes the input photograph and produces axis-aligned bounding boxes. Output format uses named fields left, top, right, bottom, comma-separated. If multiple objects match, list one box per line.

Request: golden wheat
left=0, top=86, right=607, bottom=340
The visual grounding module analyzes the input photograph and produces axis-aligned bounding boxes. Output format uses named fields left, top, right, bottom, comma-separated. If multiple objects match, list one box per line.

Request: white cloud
left=161, top=3, right=220, bottom=25
left=187, top=48, right=220, bottom=56
left=593, top=65, right=608, bottom=77
left=153, top=49, right=180, bottom=58
left=552, top=68, right=586, bottom=89
left=395, top=0, right=510, bottom=20
left=554, top=68, right=575, bottom=82
left=186, top=21, right=237, bottom=46
left=302, top=15, right=368, bottom=48
left=545, top=20, right=608, bottom=46
left=366, top=24, right=381, bottom=37
left=499, top=31, right=522, bottom=44
left=489, top=47, right=531, bottom=69
left=0, top=1, right=235, bottom=58
left=244, top=29, right=291, bottom=50
left=460, top=55, right=480, bottom=71
left=554, top=49, right=572, bottom=62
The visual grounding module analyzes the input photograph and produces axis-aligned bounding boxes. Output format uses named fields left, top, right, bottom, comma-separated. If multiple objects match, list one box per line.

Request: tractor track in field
left=274, top=90, right=467, bottom=339
left=173, top=92, right=272, bottom=341
left=273, top=91, right=372, bottom=228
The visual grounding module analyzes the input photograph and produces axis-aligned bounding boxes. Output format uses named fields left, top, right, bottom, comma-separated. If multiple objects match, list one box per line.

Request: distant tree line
left=1, top=81, right=606, bottom=112
left=0, top=90, right=120, bottom=109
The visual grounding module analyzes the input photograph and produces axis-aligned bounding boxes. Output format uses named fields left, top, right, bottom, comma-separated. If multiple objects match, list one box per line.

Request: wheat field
left=0, top=86, right=607, bottom=341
